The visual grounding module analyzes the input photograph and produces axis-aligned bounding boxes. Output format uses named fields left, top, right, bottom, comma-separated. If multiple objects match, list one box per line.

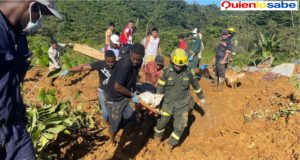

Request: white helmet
left=110, top=34, right=119, bottom=44
left=192, top=28, right=198, bottom=34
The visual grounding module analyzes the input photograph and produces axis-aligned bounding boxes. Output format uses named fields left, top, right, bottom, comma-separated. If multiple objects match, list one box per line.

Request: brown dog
left=225, top=70, right=246, bottom=89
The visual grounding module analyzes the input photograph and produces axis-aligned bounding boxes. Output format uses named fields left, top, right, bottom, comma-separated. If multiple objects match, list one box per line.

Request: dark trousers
left=188, top=54, right=199, bottom=69
left=106, top=98, right=136, bottom=134
left=120, top=44, right=132, bottom=57
left=0, top=121, right=36, bottom=160
left=215, top=63, right=226, bottom=78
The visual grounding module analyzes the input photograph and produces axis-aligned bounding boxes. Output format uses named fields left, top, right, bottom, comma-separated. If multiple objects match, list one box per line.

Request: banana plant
left=253, top=32, right=284, bottom=61
left=32, top=44, right=49, bottom=67
left=37, top=88, right=57, bottom=105
left=27, top=87, right=96, bottom=158
left=26, top=101, right=74, bottom=158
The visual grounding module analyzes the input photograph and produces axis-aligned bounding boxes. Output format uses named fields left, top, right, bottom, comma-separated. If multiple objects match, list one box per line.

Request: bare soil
left=23, top=68, right=300, bottom=160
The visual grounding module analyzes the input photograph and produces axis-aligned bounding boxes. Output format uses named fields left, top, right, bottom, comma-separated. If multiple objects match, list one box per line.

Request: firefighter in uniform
left=153, top=48, right=206, bottom=149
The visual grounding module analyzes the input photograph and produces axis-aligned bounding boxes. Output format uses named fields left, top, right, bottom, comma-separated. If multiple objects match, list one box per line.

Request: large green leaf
left=42, top=133, right=55, bottom=140
left=38, top=136, right=50, bottom=152
left=46, top=125, right=67, bottom=134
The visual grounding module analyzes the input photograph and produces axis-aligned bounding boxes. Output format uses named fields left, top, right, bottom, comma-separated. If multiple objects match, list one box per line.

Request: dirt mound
left=23, top=69, right=300, bottom=160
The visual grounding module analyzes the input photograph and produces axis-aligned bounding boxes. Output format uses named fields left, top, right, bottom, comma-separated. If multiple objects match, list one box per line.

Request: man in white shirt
left=144, top=28, right=160, bottom=64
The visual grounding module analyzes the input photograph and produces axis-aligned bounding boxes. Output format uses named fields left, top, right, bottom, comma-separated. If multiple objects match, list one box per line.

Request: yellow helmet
left=171, top=48, right=188, bottom=66
left=227, top=27, right=236, bottom=33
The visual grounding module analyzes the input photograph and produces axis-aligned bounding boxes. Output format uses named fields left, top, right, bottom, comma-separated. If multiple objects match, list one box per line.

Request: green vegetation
left=26, top=88, right=95, bottom=159
left=244, top=105, right=300, bottom=123
left=27, top=0, right=299, bottom=68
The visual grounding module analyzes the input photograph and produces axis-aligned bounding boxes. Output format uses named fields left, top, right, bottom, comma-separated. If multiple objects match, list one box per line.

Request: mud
left=23, top=69, right=300, bottom=160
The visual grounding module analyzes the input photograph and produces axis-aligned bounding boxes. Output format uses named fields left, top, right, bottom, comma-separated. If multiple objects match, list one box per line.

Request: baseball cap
left=192, top=28, right=198, bottom=34
left=35, top=0, right=64, bottom=20
left=110, top=34, right=120, bottom=45
left=155, top=55, right=164, bottom=66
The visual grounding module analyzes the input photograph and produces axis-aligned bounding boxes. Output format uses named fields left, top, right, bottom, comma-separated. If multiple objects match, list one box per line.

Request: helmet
left=192, top=28, right=198, bottom=34
left=171, top=48, right=188, bottom=66
left=227, top=27, right=236, bottom=34
left=110, top=34, right=119, bottom=44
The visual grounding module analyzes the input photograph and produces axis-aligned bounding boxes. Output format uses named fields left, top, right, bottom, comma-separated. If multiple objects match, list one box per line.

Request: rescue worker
left=188, top=28, right=202, bottom=69
left=226, top=27, right=236, bottom=62
left=0, top=0, right=63, bottom=159
left=215, top=39, right=230, bottom=91
left=153, top=48, right=206, bottom=150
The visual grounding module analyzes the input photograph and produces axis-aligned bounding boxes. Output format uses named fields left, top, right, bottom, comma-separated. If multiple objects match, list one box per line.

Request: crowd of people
left=0, top=0, right=236, bottom=159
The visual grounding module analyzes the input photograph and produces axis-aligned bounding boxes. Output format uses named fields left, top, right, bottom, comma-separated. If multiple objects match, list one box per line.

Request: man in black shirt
left=106, top=43, right=145, bottom=143
left=61, top=50, right=117, bottom=123
left=215, top=39, right=230, bottom=91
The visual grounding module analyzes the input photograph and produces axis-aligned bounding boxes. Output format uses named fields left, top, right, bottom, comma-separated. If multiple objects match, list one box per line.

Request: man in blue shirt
left=0, top=0, right=63, bottom=159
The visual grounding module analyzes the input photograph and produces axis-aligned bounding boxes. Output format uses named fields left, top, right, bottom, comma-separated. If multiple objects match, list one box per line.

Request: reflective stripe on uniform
left=171, top=132, right=180, bottom=140
left=191, top=69, right=196, bottom=76
left=158, top=79, right=166, bottom=86
left=183, top=77, right=189, bottom=81
left=159, top=110, right=171, bottom=116
left=154, top=127, right=165, bottom=133
left=194, top=88, right=202, bottom=93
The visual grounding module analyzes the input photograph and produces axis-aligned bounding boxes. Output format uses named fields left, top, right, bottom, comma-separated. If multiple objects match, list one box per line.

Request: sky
left=186, top=0, right=221, bottom=6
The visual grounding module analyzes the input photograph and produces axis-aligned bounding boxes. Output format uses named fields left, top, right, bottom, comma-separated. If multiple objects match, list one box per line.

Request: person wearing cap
left=211, top=29, right=231, bottom=72
left=221, top=29, right=233, bottom=60
left=101, top=34, right=120, bottom=58
left=194, top=28, right=205, bottom=65
left=188, top=28, right=202, bottom=69
left=105, top=22, right=115, bottom=47
left=60, top=51, right=117, bottom=125
left=143, top=55, right=164, bottom=87
left=0, top=0, right=63, bottom=159
left=214, top=39, right=230, bottom=91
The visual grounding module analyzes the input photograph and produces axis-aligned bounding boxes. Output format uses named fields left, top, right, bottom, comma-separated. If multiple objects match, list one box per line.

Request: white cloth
left=145, top=36, right=159, bottom=56
left=48, top=43, right=66, bottom=70
left=198, top=33, right=204, bottom=59
left=101, top=45, right=120, bottom=58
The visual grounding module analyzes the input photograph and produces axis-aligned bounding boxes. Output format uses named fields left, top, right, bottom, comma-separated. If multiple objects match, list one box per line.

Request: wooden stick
left=73, top=43, right=104, bottom=60
left=138, top=98, right=159, bottom=114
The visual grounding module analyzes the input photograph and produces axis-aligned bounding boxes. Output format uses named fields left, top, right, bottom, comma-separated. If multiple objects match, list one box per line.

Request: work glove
left=188, top=56, right=193, bottom=62
left=60, top=69, right=69, bottom=77
left=132, top=92, right=139, bottom=104
left=200, top=99, right=206, bottom=105
left=199, top=64, right=208, bottom=70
